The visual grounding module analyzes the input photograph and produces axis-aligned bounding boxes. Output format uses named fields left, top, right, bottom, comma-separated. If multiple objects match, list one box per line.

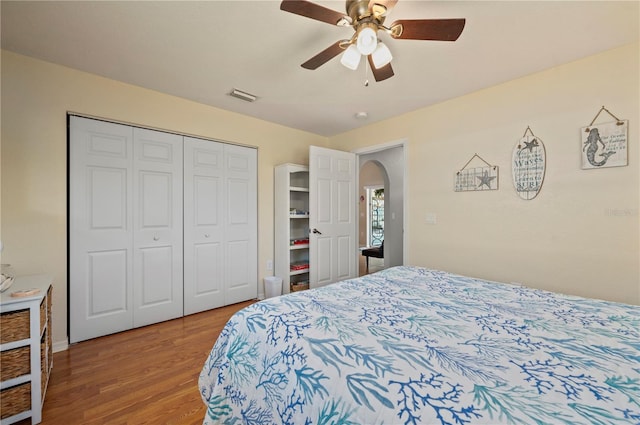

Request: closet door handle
left=312, top=228, right=322, bottom=235
left=153, top=236, right=159, bottom=241
left=204, top=234, right=210, bottom=238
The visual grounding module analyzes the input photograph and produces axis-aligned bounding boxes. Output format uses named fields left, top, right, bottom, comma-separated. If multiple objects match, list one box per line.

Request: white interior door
left=183, top=137, right=224, bottom=314
left=70, top=116, right=134, bottom=343
left=309, top=146, right=357, bottom=288
left=224, top=144, right=258, bottom=304
left=132, top=128, right=184, bottom=327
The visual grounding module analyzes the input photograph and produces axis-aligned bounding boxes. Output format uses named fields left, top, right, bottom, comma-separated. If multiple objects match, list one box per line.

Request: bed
left=199, top=266, right=640, bottom=424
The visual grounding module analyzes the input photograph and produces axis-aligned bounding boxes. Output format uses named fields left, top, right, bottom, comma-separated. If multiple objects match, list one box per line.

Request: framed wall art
left=512, top=126, right=546, bottom=200
left=454, top=154, right=498, bottom=192
left=581, top=106, right=628, bottom=169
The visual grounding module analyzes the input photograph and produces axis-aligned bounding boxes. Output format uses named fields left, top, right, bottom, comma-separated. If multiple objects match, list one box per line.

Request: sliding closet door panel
left=183, top=137, right=225, bottom=314
left=70, top=116, right=134, bottom=343
left=224, top=144, right=257, bottom=304
left=133, top=128, right=183, bottom=327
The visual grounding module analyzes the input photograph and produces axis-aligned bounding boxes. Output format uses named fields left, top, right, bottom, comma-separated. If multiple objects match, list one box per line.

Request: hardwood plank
left=17, top=300, right=254, bottom=424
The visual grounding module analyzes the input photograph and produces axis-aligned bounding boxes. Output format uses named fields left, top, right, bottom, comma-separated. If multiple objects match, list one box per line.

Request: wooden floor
left=359, top=255, right=384, bottom=276
left=19, top=300, right=254, bottom=425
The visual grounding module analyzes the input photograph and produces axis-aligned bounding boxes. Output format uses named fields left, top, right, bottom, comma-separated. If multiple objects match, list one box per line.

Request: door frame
left=352, top=139, right=408, bottom=270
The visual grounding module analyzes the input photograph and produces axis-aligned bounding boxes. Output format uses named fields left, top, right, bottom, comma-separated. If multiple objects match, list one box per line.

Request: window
left=366, top=186, right=384, bottom=247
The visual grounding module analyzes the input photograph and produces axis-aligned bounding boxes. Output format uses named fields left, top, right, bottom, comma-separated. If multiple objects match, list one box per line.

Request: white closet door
left=132, top=128, right=184, bottom=327
left=309, top=146, right=357, bottom=288
left=71, top=116, right=256, bottom=341
left=70, top=116, right=134, bottom=343
left=183, top=137, right=225, bottom=314
left=223, top=144, right=257, bottom=304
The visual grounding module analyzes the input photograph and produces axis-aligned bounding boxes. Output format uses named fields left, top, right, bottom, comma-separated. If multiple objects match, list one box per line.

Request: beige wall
left=1, top=51, right=327, bottom=349
left=330, top=43, right=639, bottom=305
left=2, top=43, right=639, bottom=350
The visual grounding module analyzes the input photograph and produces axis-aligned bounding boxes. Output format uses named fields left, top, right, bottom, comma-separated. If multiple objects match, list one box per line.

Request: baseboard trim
left=53, top=340, right=69, bottom=353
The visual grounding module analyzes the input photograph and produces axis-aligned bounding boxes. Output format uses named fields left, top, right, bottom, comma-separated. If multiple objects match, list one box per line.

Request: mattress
left=199, top=266, right=640, bottom=424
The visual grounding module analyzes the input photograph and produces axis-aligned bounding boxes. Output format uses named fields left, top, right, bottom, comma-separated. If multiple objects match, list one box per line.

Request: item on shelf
left=0, top=273, right=14, bottom=293
left=289, top=208, right=309, bottom=216
left=290, top=282, right=309, bottom=292
left=290, top=262, right=310, bottom=271
left=290, top=238, right=310, bottom=246
left=10, top=288, right=41, bottom=298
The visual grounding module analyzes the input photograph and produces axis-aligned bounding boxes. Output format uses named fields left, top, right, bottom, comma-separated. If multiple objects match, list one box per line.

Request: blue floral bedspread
left=199, top=266, right=640, bottom=424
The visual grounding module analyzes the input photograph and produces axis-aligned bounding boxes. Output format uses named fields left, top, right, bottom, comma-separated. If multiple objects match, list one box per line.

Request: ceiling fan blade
left=367, top=55, right=394, bottom=82
left=369, top=0, right=398, bottom=17
left=390, top=19, right=466, bottom=41
left=280, top=0, right=349, bottom=26
left=301, top=41, right=346, bottom=70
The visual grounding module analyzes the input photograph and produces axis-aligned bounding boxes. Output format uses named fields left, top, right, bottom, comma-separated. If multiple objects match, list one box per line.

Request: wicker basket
left=0, top=346, right=30, bottom=381
left=0, top=382, right=31, bottom=419
left=48, top=335, right=53, bottom=373
left=39, top=298, right=46, bottom=334
left=47, top=287, right=52, bottom=320
left=41, top=330, right=48, bottom=396
left=0, top=309, right=30, bottom=344
left=290, top=282, right=309, bottom=292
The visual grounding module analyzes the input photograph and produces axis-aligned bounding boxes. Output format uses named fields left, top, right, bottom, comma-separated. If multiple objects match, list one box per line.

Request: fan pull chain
left=364, top=56, right=369, bottom=87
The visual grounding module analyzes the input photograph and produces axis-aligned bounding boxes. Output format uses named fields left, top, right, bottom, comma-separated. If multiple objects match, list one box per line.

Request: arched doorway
left=359, top=161, right=387, bottom=274
left=357, top=143, right=405, bottom=276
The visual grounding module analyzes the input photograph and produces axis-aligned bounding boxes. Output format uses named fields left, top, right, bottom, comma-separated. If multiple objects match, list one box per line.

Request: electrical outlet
left=266, top=260, right=273, bottom=271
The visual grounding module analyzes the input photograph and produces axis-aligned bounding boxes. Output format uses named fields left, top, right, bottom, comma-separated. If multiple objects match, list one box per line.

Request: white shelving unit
left=0, top=275, right=53, bottom=425
left=275, top=163, right=310, bottom=294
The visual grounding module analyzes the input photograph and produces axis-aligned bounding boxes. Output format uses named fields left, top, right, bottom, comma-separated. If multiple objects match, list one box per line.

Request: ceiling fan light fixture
left=340, top=44, right=361, bottom=70
left=356, top=26, right=378, bottom=55
left=371, top=42, right=392, bottom=68
left=280, top=0, right=466, bottom=82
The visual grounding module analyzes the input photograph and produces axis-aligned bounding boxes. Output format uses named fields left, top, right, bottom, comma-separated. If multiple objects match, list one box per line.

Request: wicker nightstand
left=0, top=275, right=53, bottom=425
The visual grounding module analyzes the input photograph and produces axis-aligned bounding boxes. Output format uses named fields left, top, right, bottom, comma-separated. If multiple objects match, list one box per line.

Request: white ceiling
left=2, top=1, right=638, bottom=137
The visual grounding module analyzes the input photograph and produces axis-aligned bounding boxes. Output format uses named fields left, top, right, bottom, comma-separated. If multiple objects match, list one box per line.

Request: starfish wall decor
left=454, top=154, right=499, bottom=192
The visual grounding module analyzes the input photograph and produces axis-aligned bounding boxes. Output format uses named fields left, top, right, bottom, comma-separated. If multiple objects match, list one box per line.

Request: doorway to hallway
left=356, top=142, right=405, bottom=276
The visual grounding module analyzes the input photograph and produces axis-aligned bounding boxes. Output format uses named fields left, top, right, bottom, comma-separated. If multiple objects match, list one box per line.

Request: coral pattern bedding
left=199, top=266, right=640, bottom=424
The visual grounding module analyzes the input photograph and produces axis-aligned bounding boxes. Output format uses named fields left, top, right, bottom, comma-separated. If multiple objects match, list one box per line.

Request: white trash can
left=264, top=276, right=283, bottom=299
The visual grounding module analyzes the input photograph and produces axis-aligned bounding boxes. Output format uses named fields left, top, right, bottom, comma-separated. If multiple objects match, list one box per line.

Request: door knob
left=312, top=228, right=322, bottom=235
left=204, top=234, right=210, bottom=238
left=153, top=236, right=159, bottom=241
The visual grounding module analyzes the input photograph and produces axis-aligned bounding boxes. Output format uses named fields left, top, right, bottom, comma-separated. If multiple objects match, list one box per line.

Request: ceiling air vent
left=228, top=88, right=258, bottom=102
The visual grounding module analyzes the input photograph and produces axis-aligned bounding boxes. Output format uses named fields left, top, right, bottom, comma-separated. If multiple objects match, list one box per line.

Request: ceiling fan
left=280, top=0, right=466, bottom=82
